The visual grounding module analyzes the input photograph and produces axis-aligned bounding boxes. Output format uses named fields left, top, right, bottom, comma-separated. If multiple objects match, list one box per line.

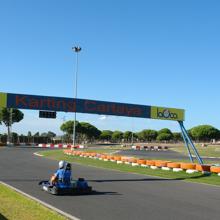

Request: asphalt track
left=119, top=149, right=188, bottom=160
left=118, top=149, right=220, bottom=162
left=0, top=147, right=220, bottom=220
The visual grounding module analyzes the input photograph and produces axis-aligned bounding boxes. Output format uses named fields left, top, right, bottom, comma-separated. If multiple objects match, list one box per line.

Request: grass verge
left=40, top=150, right=220, bottom=187
left=0, top=183, right=67, bottom=220
left=170, top=144, right=220, bottom=157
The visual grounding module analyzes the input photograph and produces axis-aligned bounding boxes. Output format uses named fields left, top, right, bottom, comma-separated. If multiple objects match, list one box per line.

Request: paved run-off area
left=0, top=147, right=220, bottom=220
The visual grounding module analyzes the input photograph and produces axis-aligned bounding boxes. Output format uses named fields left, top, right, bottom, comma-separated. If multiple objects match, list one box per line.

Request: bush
left=156, top=133, right=173, bottom=141
left=189, top=125, right=220, bottom=142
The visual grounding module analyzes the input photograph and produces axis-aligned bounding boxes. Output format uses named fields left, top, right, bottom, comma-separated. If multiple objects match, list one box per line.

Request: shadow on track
left=88, top=174, right=208, bottom=183
left=58, top=191, right=121, bottom=197
left=0, top=174, right=208, bottom=184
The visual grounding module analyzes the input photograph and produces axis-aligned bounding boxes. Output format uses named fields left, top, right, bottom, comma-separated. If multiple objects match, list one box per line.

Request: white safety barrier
left=186, top=169, right=198, bottom=174
left=35, top=143, right=86, bottom=149
left=132, top=145, right=168, bottom=151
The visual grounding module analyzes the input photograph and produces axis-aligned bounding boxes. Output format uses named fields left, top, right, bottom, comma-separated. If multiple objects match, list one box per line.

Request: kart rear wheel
left=49, top=186, right=58, bottom=195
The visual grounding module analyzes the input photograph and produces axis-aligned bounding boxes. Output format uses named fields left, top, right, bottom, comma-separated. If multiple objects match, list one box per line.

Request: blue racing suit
left=54, top=168, right=71, bottom=187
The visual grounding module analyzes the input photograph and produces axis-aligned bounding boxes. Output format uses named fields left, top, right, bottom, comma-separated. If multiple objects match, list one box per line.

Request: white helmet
left=59, top=160, right=65, bottom=169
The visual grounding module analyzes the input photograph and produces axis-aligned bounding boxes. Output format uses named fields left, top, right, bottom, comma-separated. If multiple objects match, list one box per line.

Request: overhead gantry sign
left=0, top=92, right=185, bottom=121
left=0, top=92, right=203, bottom=164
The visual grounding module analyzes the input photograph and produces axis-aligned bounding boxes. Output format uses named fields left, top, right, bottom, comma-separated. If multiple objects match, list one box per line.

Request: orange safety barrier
left=90, top=152, right=97, bottom=157
left=100, top=155, right=107, bottom=159
left=121, top=157, right=129, bottom=162
left=210, top=166, right=220, bottom=173
left=114, top=156, right=122, bottom=161
left=180, top=163, right=196, bottom=170
left=63, top=150, right=220, bottom=174
left=106, top=155, right=112, bottom=160
left=155, top=160, right=170, bottom=167
left=64, top=150, right=71, bottom=154
left=196, top=164, right=211, bottom=172
left=70, top=151, right=75, bottom=155
left=146, top=160, right=155, bottom=166
left=110, top=156, right=115, bottom=160
left=137, top=159, right=146, bottom=165
left=128, top=158, right=137, bottom=163
left=167, top=162, right=181, bottom=168
left=74, top=151, right=81, bottom=156
left=95, top=153, right=101, bottom=158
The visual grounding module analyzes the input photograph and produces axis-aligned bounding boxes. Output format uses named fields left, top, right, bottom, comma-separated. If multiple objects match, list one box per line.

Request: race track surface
left=118, top=149, right=220, bottom=162
left=0, top=147, right=220, bottom=220
left=118, top=149, right=188, bottom=160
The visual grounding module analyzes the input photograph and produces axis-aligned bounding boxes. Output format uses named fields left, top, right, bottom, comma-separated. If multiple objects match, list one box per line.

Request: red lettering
left=133, top=108, right=142, bottom=116
left=111, top=104, right=116, bottom=113
left=85, top=101, right=96, bottom=111
left=67, top=101, right=76, bottom=112
left=39, top=99, right=47, bottom=108
left=29, top=99, right=39, bottom=108
left=125, top=107, right=133, bottom=116
left=116, top=105, right=125, bottom=114
left=97, top=104, right=106, bottom=112
left=56, top=100, right=66, bottom=110
left=47, top=99, right=55, bottom=109
left=16, top=95, right=27, bottom=107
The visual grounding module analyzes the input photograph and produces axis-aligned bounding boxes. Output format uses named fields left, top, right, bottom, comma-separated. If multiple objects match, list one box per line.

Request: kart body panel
left=39, top=178, right=92, bottom=195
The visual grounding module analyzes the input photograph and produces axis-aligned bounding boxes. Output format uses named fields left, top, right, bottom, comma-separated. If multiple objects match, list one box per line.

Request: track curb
left=34, top=152, right=44, bottom=157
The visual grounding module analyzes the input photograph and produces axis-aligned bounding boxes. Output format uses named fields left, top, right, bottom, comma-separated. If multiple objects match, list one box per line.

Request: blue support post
left=179, top=123, right=194, bottom=163
left=178, top=121, right=203, bottom=165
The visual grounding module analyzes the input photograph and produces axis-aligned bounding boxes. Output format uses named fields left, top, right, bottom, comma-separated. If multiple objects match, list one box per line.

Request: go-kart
left=39, top=177, right=92, bottom=195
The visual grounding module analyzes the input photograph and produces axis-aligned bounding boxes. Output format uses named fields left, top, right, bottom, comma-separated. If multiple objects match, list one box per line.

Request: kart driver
left=50, top=160, right=72, bottom=185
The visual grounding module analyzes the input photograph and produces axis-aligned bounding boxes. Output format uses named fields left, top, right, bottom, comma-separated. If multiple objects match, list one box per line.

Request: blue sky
left=0, top=0, right=220, bottom=135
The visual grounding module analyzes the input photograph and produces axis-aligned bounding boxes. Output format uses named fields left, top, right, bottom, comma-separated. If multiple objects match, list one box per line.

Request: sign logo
left=157, top=108, right=178, bottom=119
left=151, top=106, right=185, bottom=121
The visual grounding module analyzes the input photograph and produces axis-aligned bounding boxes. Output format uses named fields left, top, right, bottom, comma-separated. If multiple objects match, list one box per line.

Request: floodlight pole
left=7, top=108, right=13, bottom=145
left=72, top=46, right=81, bottom=149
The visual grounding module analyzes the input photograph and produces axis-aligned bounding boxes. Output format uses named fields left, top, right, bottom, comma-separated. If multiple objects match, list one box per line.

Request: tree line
left=0, top=131, right=57, bottom=144
left=1, top=108, right=220, bottom=144
left=60, top=120, right=220, bottom=144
